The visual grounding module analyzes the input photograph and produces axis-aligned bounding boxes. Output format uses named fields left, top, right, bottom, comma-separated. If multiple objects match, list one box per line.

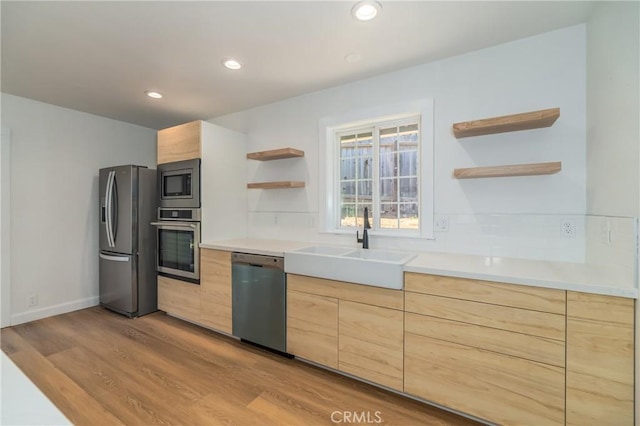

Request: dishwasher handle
left=232, top=252, right=284, bottom=270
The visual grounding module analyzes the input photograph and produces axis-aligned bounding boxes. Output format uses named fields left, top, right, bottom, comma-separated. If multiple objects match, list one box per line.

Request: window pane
left=399, top=177, right=418, bottom=201
left=357, top=157, right=373, bottom=179
left=341, top=181, right=355, bottom=203
left=341, top=204, right=357, bottom=227
left=399, top=151, right=418, bottom=176
left=380, top=153, right=397, bottom=179
left=340, top=146, right=357, bottom=158
left=398, top=124, right=419, bottom=151
left=400, top=204, right=419, bottom=229
left=340, top=158, right=356, bottom=180
left=380, top=178, right=397, bottom=203
left=380, top=203, right=398, bottom=229
left=380, top=126, right=399, bottom=154
left=358, top=180, right=373, bottom=200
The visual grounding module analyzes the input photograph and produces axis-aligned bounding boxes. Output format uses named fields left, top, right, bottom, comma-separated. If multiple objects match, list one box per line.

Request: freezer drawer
left=99, top=252, right=137, bottom=316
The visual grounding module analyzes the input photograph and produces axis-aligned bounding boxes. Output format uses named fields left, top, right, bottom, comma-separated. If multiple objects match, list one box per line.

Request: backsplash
left=586, top=215, right=638, bottom=272
left=247, top=212, right=598, bottom=263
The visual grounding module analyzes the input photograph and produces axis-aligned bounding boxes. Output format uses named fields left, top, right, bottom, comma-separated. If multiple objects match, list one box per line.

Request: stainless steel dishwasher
left=231, top=252, right=286, bottom=353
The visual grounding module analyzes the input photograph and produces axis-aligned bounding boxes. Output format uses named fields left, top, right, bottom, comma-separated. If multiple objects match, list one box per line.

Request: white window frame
left=319, top=99, right=434, bottom=239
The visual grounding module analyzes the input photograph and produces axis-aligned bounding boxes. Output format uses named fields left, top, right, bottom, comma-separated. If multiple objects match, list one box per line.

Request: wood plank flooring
left=1, top=307, right=480, bottom=425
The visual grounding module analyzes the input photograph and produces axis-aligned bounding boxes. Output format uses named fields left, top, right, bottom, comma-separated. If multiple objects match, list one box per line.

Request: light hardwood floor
left=1, top=307, right=479, bottom=426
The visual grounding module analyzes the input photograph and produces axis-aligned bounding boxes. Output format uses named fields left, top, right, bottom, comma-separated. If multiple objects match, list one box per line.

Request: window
left=319, top=99, right=434, bottom=238
left=338, top=118, right=420, bottom=231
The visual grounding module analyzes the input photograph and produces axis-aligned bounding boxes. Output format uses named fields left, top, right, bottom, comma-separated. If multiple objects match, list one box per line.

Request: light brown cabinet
left=338, top=300, right=404, bottom=391
left=157, top=275, right=200, bottom=323
left=287, top=289, right=338, bottom=368
left=199, top=249, right=232, bottom=334
left=286, top=274, right=404, bottom=389
left=566, top=291, right=635, bottom=426
left=157, top=120, right=201, bottom=164
left=404, top=272, right=566, bottom=425
left=156, top=259, right=635, bottom=426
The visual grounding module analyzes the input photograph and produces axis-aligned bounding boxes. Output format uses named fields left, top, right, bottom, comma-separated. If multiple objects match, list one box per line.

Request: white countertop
left=201, top=238, right=638, bottom=298
left=404, top=252, right=637, bottom=298
left=1, top=352, right=71, bottom=425
left=201, top=239, right=310, bottom=257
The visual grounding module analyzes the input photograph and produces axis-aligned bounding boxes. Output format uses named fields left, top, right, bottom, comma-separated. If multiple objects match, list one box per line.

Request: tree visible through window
left=338, top=118, right=420, bottom=232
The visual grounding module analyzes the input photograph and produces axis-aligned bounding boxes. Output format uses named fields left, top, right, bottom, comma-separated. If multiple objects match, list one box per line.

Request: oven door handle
left=150, top=221, right=197, bottom=229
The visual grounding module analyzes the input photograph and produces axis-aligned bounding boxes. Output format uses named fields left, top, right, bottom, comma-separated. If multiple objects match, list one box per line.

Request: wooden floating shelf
left=247, top=181, right=305, bottom=189
left=453, top=108, right=560, bottom=139
left=453, top=161, right=562, bottom=179
left=247, top=148, right=305, bottom=161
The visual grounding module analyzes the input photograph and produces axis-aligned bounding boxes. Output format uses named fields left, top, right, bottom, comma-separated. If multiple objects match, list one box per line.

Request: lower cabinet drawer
left=404, top=332, right=565, bottom=425
left=405, top=312, right=565, bottom=367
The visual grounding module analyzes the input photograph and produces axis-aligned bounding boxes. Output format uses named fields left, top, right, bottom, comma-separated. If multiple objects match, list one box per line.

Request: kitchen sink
left=284, top=246, right=416, bottom=290
left=342, top=248, right=415, bottom=263
left=293, top=245, right=353, bottom=256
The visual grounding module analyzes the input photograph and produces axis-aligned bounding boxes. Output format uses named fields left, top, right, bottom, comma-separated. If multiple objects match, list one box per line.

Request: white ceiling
left=2, top=1, right=594, bottom=130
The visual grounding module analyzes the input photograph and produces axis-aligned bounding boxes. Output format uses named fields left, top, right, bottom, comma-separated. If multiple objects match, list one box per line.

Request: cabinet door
left=405, top=330, right=565, bottom=425
left=200, top=249, right=232, bottom=334
left=287, top=289, right=338, bottom=368
left=157, top=276, right=200, bottom=323
left=157, top=121, right=201, bottom=164
left=338, top=301, right=403, bottom=391
left=566, top=292, right=635, bottom=426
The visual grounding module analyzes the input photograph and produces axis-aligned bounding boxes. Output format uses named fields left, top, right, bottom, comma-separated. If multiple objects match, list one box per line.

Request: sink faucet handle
left=363, top=207, right=371, bottom=229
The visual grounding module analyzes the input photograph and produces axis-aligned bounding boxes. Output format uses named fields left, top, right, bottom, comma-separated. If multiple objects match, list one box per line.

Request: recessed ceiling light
left=145, top=91, right=163, bottom=99
left=222, top=59, right=243, bottom=70
left=351, top=1, right=381, bottom=21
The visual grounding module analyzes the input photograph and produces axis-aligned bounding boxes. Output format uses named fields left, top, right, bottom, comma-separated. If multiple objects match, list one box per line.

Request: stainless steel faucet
left=356, top=207, right=371, bottom=249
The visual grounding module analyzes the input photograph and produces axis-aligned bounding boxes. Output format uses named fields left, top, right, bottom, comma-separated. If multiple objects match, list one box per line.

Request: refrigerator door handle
left=99, top=253, right=130, bottom=262
left=105, top=170, right=115, bottom=247
left=111, top=172, right=118, bottom=244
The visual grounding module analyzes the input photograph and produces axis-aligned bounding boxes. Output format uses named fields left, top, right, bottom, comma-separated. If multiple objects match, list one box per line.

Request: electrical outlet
left=27, top=294, right=38, bottom=307
left=435, top=216, right=449, bottom=232
left=561, top=220, right=576, bottom=238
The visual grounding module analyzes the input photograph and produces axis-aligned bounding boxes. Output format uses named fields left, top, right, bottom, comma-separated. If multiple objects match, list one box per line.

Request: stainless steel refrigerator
left=99, top=165, right=157, bottom=317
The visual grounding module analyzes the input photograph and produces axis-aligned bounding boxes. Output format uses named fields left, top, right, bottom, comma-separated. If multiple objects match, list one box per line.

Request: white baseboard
left=10, top=296, right=100, bottom=326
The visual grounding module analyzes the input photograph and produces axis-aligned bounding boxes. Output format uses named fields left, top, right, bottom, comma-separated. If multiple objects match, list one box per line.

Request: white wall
left=200, top=121, right=247, bottom=243
left=212, top=25, right=587, bottom=261
left=1, top=93, right=156, bottom=325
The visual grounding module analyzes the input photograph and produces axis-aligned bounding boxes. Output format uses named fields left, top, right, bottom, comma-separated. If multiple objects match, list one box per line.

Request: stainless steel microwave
left=158, top=158, right=200, bottom=208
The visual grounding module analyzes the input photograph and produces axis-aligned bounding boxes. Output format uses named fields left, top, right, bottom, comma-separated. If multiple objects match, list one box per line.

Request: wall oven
left=158, top=159, right=201, bottom=209
left=151, top=208, right=201, bottom=284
